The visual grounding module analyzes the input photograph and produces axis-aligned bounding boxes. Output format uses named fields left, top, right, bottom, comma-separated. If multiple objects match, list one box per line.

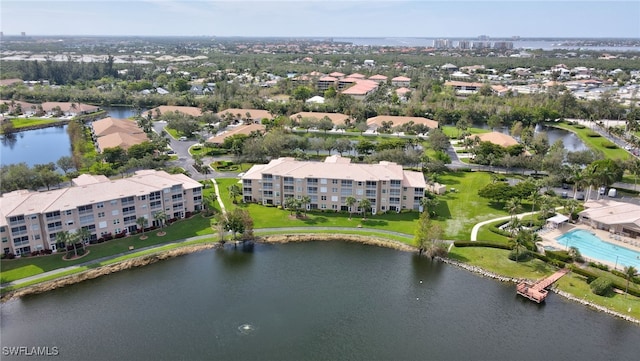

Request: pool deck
left=539, top=222, right=640, bottom=271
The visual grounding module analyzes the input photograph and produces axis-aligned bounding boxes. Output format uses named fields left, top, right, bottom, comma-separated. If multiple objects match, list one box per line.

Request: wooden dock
left=516, top=268, right=569, bottom=303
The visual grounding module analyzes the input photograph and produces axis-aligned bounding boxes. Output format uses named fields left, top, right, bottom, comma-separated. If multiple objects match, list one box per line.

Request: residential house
left=206, top=123, right=266, bottom=145
left=366, top=115, right=438, bottom=132
left=91, top=117, right=148, bottom=152
left=391, top=76, right=411, bottom=87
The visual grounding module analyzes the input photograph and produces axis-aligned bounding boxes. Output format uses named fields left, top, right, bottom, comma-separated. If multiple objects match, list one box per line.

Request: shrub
left=453, top=241, right=511, bottom=250
left=574, top=124, right=586, bottom=129
left=508, top=245, right=530, bottom=261
left=586, top=131, right=601, bottom=138
left=588, top=261, right=610, bottom=271
left=545, top=250, right=573, bottom=262
left=600, top=141, right=618, bottom=149
left=590, top=276, right=613, bottom=296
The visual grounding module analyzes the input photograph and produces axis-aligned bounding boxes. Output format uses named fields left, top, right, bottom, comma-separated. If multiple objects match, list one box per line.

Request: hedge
left=586, top=131, right=601, bottom=137
left=568, top=265, right=640, bottom=298
left=453, top=241, right=511, bottom=250
left=545, top=250, right=573, bottom=263
left=600, top=140, right=618, bottom=149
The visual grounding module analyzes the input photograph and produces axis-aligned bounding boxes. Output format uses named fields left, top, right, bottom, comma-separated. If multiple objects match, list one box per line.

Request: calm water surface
left=1, top=242, right=639, bottom=361
left=0, top=125, right=71, bottom=167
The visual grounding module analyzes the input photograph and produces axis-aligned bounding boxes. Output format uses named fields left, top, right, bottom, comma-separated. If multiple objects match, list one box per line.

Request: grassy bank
left=549, top=122, right=630, bottom=160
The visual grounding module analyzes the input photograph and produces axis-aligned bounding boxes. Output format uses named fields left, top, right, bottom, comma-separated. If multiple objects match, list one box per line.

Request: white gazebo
left=546, top=214, right=569, bottom=229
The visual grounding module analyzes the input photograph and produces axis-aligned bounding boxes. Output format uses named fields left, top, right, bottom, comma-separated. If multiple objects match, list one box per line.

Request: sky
left=1, top=0, right=639, bottom=38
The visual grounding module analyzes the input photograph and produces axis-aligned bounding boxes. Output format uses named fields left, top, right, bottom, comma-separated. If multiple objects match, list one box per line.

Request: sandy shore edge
left=2, top=234, right=638, bottom=325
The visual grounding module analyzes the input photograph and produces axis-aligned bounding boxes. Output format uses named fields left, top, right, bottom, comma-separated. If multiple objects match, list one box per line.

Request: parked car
left=178, top=136, right=187, bottom=141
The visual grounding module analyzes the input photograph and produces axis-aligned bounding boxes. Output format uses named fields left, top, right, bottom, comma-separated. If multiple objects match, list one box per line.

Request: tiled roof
left=145, top=105, right=203, bottom=118
left=290, top=112, right=351, bottom=126
left=473, top=132, right=519, bottom=147
left=207, top=123, right=265, bottom=144
left=216, top=108, right=273, bottom=120
left=366, top=115, right=438, bottom=129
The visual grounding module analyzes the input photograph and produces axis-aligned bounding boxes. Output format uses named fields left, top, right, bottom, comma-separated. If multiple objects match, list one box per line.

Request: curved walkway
left=210, top=177, right=227, bottom=215
left=470, top=211, right=538, bottom=241
left=1, top=226, right=413, bottom=291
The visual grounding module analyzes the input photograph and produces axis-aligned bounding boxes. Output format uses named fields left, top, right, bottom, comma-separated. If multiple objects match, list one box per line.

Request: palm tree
left=624, top=266, right=638, bottom=298
left=56, top=230, right=72, bottom=256
left=284, top=197, right=298, bottom=216
left=76, top=227, right=91, bottom=252
left=136, top=216, right=148, bottom=236
left=228, top=184, right=242, bottom=204
left=300, top=195, right=311, bottom=216
left=529, top=190, right=542, bottom=226
left=358, top=198, right=371, bottom=220
left=153, top=211, right=167, bottom=229
left=345, top=196, right=357, bottom=219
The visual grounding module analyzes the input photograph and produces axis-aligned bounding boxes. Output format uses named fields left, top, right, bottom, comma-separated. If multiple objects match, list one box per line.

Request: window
left=320, top=178, right=327, bottom=184
left=112, top=210, right=119, bottom=216
left=113, top=219, right=120, bottom=225
left=98, top=221, right=107, bottom=229
left=139, top=195, right=147, bottom=201
left=320, top=187, right=327, bottom=193
left=331, top=188, right=338, bottom=193
left=332, top=179, right=338, bottom=184
left=110, top=200, right=118, bottom=205
left=96, top=202, right=104, bottom=209
left=98, top=212, right=105, bottom=218
left=321, top=195, right=327, bottom=201
left=331, top=196, right=338, bottom=202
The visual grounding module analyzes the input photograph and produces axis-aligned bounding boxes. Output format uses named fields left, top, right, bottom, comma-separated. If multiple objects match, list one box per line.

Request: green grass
left=556, top=273, right=640, bottom=320
left=9, top=118, right=66, bottom=129
left=255, top=229, right=413, bottom=244
left=441, top=126, right=490, bottom=138
left=432, top=171, right=506, bottom=240
left=476, top=219, right=512, bottom=244
left=1, top=215, right=214, bottom=282
left=549, top=122, right=630, bottom=160
left=449, top=246, right=555, bottom=279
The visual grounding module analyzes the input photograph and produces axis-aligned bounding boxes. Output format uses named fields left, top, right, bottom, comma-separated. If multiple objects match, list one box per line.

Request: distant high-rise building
left=433, top=39, right=450, bottom=49
left=472, top=41, right=490, bottom=50
left=478, top=35, right=490, bottom=40
left=458, top=40, right=471, bottom=50
left=493, top=41, right=514, bottom=50
left=21, top=32, right=26, bottom=37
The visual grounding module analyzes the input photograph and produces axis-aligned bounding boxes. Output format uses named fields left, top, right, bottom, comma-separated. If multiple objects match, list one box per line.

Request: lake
left=0, top=107, right=144, bottom=167
left=0, top=125, right=71, bottom=167
left=1, top=241, right=638, bottom=360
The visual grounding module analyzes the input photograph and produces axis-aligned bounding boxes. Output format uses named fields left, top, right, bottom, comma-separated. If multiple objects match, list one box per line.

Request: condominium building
left=241, top=156, right=426, bottom=214
left=0, top=170, right=203, bottom=256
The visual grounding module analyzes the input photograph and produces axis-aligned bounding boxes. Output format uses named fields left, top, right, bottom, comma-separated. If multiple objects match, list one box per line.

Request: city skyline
left=1, top=0, right=639, bottom=39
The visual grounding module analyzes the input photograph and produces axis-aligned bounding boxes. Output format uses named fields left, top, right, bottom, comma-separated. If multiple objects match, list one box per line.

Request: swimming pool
left=556, top=229, right=640, bottom=269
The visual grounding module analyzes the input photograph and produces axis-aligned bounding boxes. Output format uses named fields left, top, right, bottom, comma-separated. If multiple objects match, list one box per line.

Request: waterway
left=0, top=107, right=143, bottom=167
left=473, top=123, right=589, bottom=152
left=1, top=242, right=638, bottom=360
left=334, top=38, right=640, bottom=52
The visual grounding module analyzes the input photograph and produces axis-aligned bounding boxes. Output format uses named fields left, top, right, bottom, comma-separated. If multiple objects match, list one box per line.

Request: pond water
left=475, top=123, right=589, bottom=152
left=0, top=125, right=71, bottom=167
left=1, top=241, right=638, bottom=361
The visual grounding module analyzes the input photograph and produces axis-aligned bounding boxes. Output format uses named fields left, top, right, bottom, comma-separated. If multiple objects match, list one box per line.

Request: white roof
left=547, top=214, right=569, bottom=224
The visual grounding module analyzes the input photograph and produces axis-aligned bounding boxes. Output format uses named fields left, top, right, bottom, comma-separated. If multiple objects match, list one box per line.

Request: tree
left=358, top=198, right=371, bottom=219
left=284, top=197, right=300, bottom=216
left=478, top=182, right=513, bottom=203
left=505, top=197, right=521, bottom=227
left=420, top=193, right=439, bottom=217
left=427, top=128, right=450, bottom=152
left=136, top=216, right=148, bottom=237
left=56, top=156, right=75, bottom=175
left=317, top=117, right=334, bottom=133
left=334, top=138, right=352, bottom=156
left=623, top=266, right=637, bottom=298
left=292, top=86, right=313, bottom=101
left=345, top=196, right=357, bottom=219
left=153, top=211, right=167, bottom=229
left=414, top=211, right=445, bottom=259
left=228, top=184, right=242, bottom=204
left=487, top=114, right=503, bottom=131
left=224, top=208, right=254, bottom=240
left=300, top=195, right=311, bottom=216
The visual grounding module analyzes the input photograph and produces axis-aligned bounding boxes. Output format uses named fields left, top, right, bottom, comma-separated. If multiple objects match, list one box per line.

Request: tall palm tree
left=529, top=190, right=542, bottom=226
left=300, top=195, right=311, bottom=216
left=136, top=216, right=148, bottom=236
left=345, top=196, right=357, bottom=219
left=624, top=266, right=638, bottom=298
left=76, top=227, right=91, bottom=252
left=359, top=198, right=372, bottom=220
left=56, top=230, right=71, bottom=256
left=153, top=211, right=167, bottom=229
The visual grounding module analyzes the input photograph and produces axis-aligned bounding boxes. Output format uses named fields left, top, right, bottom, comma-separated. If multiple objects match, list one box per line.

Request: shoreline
left=2, top=233, right=639, bottom=325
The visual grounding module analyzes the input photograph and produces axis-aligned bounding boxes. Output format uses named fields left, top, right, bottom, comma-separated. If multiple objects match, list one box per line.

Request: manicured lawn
left=0, top=214, right=214, bottom=282
left=556, top=273, right=640, bottom=320
left=441, top=126, right=490, bottom=138
left=448, top=246, right=555, bottom=279
left=9, top=118, right=65, bottom=129
left=433, top=171, right=507, bottom=240
left=476, top=219, right=511, bottom=244
left=549, top=123, right=630, bottom=160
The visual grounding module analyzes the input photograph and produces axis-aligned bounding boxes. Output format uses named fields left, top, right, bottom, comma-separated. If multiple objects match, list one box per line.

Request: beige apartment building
left=0, top=170, right=203, bottom=256
left=241, top=156, right=426, bottom=214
